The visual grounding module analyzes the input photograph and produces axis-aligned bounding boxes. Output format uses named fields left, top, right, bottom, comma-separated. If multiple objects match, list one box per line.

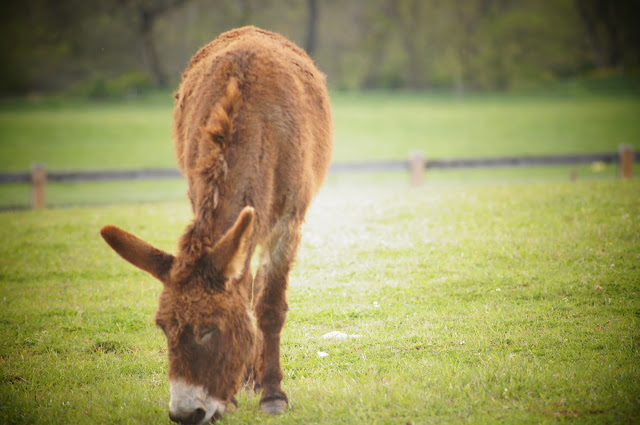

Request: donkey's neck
left=178, top=187, right=244, bottom=263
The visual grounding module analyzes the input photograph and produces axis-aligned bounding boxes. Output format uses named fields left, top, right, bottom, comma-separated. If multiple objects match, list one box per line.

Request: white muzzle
left=168, top=380, right=225, bottom=424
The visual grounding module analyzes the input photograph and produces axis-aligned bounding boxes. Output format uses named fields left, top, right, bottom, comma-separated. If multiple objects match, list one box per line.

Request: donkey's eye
left=199, top=329, right=217, bottom=343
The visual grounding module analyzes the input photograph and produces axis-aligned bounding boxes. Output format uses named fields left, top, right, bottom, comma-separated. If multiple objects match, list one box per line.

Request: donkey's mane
left=195, top=75, right=241, bottom=222
left=174, top=72, right=244, bottom=277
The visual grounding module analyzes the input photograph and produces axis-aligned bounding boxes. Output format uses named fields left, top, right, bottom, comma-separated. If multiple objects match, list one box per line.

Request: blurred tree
left=391, top=0, right=433, bottom=89
left=305, top=0, right=318, bottom=57
left=358, top=0, right=398, bottom=89
left=0, top=0, right=98, bottom=92
left=220, top=0, right=265, bottom=26
left=575, top=0, right=640, bottom=70
left=1, top=0, right=636, bottom=95
left=438, top=1, right=493, bottom=94
left=119, top=0, right=192, bottom=87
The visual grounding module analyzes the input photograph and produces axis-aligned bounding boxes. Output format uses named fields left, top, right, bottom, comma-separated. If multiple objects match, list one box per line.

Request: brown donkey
left=100, top=26, right=332, bottom=423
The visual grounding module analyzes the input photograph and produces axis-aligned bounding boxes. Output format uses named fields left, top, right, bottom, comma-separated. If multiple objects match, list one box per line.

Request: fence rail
left=0, top=145, right=635, bottom=209
left=0, top=167, right=183, bottom=184
left=424, top=152, right=628, bottom=168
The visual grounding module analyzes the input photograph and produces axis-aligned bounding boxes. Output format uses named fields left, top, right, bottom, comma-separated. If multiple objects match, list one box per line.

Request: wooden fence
left=0, top=145, right=636, bottom=209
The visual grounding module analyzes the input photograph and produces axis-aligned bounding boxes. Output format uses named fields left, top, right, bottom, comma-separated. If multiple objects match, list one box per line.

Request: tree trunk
left=362, top=44, right=385, bottom=90
left=575, top=0, right=607, bottom=68
left=305, top=0, right=318, bottom=57
left=135, top=0, right=191, bottom=88
left=139, top=9, right=167, bottom=87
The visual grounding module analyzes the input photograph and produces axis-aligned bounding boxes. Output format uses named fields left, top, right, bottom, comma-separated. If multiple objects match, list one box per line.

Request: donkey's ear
left=100, top=225, right=174, bottom=283
left=211, top=206, right=255, bottom=282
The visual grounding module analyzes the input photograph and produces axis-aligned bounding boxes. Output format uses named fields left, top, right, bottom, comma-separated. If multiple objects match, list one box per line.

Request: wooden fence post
left=618, top=144, right=633, bottom=179
left=31, top=163, right=46, bottom=209
left=409, top=151, right=425, bottom=187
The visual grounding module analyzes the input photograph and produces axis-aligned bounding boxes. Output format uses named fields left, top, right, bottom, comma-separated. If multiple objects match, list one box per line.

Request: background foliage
left=2, top=0, right=640, bottom=96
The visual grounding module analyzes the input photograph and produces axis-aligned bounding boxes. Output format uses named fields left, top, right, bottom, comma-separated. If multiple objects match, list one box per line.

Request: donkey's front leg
left=253, top=223, right=301, bottom=415
left=254, top=263, right=289, bottom=415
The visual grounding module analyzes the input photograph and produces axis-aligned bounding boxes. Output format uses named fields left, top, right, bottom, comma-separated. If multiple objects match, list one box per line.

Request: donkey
left=100, top=26, right=332, bottom=424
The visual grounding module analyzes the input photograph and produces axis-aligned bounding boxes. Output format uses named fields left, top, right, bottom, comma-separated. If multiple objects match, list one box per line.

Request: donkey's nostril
left=168, top=407, right=206, bottom=425
left=190, top=408, right=206, bottom=424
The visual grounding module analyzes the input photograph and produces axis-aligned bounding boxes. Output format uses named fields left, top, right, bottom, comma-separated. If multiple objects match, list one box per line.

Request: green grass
left=0, top=92, right=639, bottom=422
left=1, top=92, right=639, bottom=171
left=1, top=92, right=638, bottom=209
left=1, top=179, right=639, bottom=424
left=0, top=180, right=187, bottom=210
left=331, top=92, right=640, bottom=162
left=0, top=95, right=175, bottom=171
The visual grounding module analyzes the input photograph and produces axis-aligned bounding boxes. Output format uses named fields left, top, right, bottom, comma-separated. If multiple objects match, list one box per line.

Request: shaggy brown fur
left=100, top=26, right=332, bottom=421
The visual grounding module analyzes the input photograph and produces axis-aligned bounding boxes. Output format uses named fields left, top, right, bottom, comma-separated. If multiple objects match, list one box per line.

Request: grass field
left=1, top=92, right=639, bottom=423
left=1, top=92, right=639, bottom=209
left=1, top=179, right=639, bottom=424
left=1, top=93, right=639, bottom=171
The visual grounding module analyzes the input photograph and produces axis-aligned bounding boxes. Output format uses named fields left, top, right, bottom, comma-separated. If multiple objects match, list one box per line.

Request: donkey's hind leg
left=253, top=218, right=302, bottom=415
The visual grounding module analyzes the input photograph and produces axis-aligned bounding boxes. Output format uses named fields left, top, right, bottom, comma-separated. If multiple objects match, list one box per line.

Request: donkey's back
left=173, top=26, right=332, bottom=240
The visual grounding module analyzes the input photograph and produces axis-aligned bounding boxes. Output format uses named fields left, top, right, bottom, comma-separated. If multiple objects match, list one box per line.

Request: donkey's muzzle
left=169, top=380, right=224, bottom=424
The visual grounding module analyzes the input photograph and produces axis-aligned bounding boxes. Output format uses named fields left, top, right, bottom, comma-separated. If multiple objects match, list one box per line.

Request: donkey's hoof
left=260, top=398, right=288, bottom=415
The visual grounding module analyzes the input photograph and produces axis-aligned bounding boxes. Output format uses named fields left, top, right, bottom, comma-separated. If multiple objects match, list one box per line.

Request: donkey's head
left=100, top=207, right=257, bottom=424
